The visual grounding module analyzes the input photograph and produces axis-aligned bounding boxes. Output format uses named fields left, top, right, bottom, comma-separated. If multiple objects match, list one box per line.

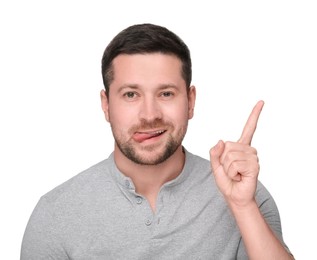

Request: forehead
left=111, top=53, right=184, bottom=84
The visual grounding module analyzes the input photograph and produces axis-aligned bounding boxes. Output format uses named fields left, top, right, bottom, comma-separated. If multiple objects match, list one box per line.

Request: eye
left=161, top=91, right=174, bottom=98
left=123, top=91, right=137, bottom=99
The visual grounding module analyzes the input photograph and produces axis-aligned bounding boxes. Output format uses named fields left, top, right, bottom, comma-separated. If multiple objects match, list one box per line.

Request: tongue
left=133, top=132, right=162, bottom=142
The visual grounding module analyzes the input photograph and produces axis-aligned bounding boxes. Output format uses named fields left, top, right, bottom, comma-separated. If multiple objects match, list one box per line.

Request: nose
left=139, top=96, right=162, bottom=122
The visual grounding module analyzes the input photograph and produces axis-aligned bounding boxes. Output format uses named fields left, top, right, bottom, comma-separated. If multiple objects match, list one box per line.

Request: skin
left=101, top=53, right=196, bottom=210
left=210, top=100, right=264, bottom=207
left=210, top=101, right=293, bottom=259
left=101, top=53, right=293, bottom=259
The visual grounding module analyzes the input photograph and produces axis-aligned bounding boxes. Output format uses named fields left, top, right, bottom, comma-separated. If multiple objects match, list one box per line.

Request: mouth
left=132, top=129, right=167, bottom=143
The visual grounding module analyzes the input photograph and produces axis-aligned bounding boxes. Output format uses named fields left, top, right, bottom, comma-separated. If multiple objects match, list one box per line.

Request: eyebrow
left=117, top=84, right=139, bottom=93
left=157, top=84, right=178, bottom=90
left=117, top=83, right=179, bottom=93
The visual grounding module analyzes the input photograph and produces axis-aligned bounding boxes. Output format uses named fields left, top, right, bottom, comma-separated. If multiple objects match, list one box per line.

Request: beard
left=111, top=119, right=187, bottom=165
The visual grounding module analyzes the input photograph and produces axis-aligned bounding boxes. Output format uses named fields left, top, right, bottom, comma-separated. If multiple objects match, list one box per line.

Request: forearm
left=229, top=200, right=293, bottom=260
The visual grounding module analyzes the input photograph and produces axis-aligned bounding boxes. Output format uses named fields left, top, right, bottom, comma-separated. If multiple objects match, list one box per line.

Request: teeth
left=143, top=130, right=165, bottom=135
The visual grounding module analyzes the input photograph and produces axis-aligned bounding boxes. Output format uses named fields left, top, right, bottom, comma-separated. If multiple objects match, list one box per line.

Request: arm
left=210, top=101, right=294, bottom=259
left=230, top=198, right=293, bottom=259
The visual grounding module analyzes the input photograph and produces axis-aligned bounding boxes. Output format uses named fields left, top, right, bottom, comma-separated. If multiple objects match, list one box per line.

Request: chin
left=126, top=145, right=179, bottom=166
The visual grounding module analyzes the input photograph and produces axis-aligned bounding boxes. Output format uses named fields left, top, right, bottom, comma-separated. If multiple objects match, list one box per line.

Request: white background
left=1, top=0, right=316, bottom=259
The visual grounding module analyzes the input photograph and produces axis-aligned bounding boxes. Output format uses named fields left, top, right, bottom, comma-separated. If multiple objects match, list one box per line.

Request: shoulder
left=184, top=149, right=211, bottom=173
left=255, top=180, right=280, bottom=213
left=40, top=155, right=115, bottom=206
left=255, top=181, right=276, bottom=205
left=180, top=149, right=219, bottom=193
left=21, top=158, right=115, bottom=259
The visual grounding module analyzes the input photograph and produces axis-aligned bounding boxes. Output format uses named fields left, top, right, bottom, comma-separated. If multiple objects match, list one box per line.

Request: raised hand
left=210, top=101, right=264, bottom=207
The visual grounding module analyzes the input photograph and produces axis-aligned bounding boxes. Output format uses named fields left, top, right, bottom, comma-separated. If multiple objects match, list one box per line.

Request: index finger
left=238, top=100, right=265, bottom=145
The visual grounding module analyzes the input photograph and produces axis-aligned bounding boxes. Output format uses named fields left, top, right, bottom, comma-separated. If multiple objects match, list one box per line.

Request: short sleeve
left=20, top=197, right=69, bottom=260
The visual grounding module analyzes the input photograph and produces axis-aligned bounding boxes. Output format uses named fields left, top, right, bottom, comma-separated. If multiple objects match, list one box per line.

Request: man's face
left=101, top=53, right=195, bottom=165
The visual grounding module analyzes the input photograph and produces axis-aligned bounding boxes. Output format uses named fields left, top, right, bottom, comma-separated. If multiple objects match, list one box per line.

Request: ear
left=188, top=86, right=196, bottom=119
left=100, top=89, right=110, bottom=122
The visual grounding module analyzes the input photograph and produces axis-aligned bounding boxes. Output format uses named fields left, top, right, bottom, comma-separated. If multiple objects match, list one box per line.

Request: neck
left=114, top=145, right=185, bottom=211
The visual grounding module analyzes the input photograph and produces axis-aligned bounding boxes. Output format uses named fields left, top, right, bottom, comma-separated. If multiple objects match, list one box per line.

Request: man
left=21, top=23, right=293, bottom=259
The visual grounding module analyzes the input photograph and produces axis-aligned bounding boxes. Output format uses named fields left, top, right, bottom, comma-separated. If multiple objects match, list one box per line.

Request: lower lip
left=132, top=131, right=166, bottom=143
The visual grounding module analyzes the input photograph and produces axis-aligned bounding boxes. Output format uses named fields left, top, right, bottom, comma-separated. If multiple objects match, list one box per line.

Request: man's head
left=101, top=23, right=192, bottom=97
left=100, top=24, right=195, bottom=166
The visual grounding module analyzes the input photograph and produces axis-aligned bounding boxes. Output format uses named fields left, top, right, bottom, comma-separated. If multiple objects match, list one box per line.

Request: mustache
left=129, top=119, right=173, bottom=133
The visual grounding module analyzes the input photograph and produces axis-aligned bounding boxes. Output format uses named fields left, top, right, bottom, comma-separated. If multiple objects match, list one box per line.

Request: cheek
left=165, top=103, right=189, bottom=124
left=108, top=104, right=136, bottom=128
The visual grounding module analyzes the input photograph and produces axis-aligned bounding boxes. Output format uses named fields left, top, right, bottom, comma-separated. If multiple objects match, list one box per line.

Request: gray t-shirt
left=21, top=150, right=289, bottom=259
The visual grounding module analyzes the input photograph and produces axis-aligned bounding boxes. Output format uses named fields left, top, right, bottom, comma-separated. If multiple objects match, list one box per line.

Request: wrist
left=227, top=198, right=258, bottom=216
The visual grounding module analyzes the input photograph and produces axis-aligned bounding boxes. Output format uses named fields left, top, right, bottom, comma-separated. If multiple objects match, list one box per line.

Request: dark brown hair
left=101, top=23, right=192, bottom=97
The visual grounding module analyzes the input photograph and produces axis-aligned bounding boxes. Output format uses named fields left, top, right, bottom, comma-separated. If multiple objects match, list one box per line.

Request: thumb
left=210, top=140, right=225, bottom=172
